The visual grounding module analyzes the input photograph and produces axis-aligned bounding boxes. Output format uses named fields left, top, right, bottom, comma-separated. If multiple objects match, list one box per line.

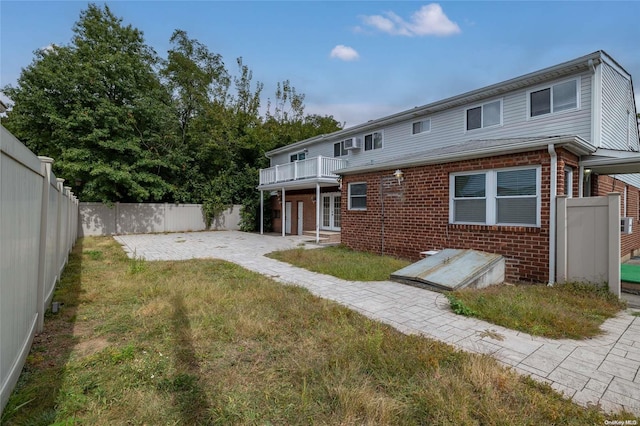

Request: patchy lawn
left=447, top=283, right=627, bottom=339
left=266, top=245, right=410, bottom=281
left=2, top=237, right=633, bottom=424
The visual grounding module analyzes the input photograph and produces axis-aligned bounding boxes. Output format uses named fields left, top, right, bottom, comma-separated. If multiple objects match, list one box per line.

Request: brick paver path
left=115, top=231, right=640, bottom=415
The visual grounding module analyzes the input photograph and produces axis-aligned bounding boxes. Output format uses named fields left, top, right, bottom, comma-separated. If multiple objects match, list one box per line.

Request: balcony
left=259, top=156, right=348, bottom=186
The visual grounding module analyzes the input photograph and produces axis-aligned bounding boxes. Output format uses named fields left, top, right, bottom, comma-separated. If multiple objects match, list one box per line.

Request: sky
left=1, top=1, right=639, bottom=128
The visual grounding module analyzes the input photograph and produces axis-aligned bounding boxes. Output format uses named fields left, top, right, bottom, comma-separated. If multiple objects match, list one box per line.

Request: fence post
left=36, top=157, right=54, bottom=333
left=56, top=178, right=65, bottom=276
left=556, top=195, right=567, bottom=283
left=608, top=193, right=621, bottom=297
left=64, top=187, right=72, bottom=256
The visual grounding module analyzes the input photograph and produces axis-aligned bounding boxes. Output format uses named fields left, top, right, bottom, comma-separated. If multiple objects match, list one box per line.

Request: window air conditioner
left=621, top=217, right=633, bottom=234
left=343, top=137, right=361, bottom=150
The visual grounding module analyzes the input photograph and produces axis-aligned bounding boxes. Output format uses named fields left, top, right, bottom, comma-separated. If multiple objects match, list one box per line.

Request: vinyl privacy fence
left=0, top=125, right=79, bottom=416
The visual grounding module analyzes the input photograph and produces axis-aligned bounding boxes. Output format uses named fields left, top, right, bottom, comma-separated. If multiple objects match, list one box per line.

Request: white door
left=321, top=193, right=341, bottom=231
left=285, top=202, right=292, bottom=234
left=297, top=201, right=304, bottom=235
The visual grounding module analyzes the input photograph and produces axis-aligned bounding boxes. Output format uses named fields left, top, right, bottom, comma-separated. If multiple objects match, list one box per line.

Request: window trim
left=334, top=140, right=348, bottom=157
left=449, top=166, right=541, bottom=227
left=290, top=151, right=307, bottom=162
left=464, top=99, right=503, bottom=132
left=527, top=77, right=581, bottom=119
left=564, top=166, right=573, bottom=198
left=412, top=118, right=431, bottom=135
left=363, top=130, right=383, bottom=151
left=348, top=182, right=367, bottom=211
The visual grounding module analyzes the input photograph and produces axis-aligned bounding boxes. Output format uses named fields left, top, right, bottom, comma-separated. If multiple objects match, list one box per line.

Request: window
left=334, top=141, right=347, bottom=157
left=529, top=79, right=578, bottom=117
left=450, top=167, right=540, bottom=226
left=412, top=119, right=431, bottom=134
left=364, top=131, right=383, bottom=151
left=466, top=100, right=502, bottom=131
left=348, top=182, right=367, bottom=210
left=290, top=152, right=306, bottom=162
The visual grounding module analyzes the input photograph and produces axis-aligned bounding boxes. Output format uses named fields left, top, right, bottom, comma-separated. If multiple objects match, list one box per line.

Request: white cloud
left=330, top=45, right=360, bottom=61
left=361, top=3, right=461, bottom=37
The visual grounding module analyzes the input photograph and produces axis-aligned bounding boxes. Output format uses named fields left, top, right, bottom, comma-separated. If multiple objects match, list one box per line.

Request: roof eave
left=335, top=136, right=596, bottom=176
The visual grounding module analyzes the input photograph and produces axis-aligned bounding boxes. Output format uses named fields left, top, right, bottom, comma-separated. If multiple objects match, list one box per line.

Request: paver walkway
left=115, top=230, right=640, bottom=416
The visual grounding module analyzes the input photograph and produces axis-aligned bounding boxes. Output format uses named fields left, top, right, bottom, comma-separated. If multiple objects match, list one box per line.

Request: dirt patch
left=75, top=337, right=110, bottom=358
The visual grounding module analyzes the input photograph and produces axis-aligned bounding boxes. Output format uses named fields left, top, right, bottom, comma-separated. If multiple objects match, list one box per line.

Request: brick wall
left=341, top=149, right=579, bottom=282
left=593, top=174, right=640, bottom=260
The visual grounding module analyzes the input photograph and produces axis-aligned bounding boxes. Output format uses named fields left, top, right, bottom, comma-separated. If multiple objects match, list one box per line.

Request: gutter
left=548, top=144, right=558, bottom=285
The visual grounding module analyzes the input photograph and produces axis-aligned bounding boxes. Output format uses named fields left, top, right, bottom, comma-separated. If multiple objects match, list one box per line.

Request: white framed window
left=412, top=119, right=431, bottom=134
left=465, top=99, right=502, bottom=131
left=334, top=141, right=347, bottom=157
left=450, top=166, right=540, bottom=226
left=348, top=182, right=367, bottom=210
left=364, top=131, right=383, bottom=151
left=528, top=78, right=579, bottom=118
left=290, top=151, right=306, bottom=162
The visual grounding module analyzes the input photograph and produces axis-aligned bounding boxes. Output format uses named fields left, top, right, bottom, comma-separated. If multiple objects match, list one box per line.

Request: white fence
left=556, top=193, right=621, bottom=296
left=79, top=202, right=242, bottom=236
left=1, top=126, right=79, bottom=416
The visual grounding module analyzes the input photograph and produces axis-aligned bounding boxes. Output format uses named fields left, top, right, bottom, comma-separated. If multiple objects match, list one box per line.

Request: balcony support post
left=316, top=183, right=320, bottom=243
left=317, top=156, right=322, bottom=178
left=282, top=187, right=286, bottom=237
left=260, top=190, right=264, bottom=235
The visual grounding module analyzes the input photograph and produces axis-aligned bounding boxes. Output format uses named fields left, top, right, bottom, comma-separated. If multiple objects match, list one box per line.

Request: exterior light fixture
left=394, top=169, right=404, bottom=185
left=336, top=176, right=343, bottom=190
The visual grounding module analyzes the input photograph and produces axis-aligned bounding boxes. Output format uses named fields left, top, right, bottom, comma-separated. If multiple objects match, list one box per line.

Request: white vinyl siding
left=269, top=72, right=592, bottom=168
left=450, top=167, right=540, bottom=226
left=348, top=182, right=367, bottom=210
left=601, top=62, right=640, bottom=151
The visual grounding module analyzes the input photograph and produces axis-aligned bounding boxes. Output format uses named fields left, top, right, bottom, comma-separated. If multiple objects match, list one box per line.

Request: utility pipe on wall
left=548, top=144, right=558, bottom=285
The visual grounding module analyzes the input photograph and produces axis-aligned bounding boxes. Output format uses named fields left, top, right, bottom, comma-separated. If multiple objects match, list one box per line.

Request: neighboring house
left=257, top=50, right=640, bottom=283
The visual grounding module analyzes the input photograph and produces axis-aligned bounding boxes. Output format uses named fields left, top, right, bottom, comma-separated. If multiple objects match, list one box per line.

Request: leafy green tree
left=3, top=4, right=175, bottom=202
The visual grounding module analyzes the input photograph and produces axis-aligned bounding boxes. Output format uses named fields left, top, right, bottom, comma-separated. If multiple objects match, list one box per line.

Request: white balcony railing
left=259, top=156, right=348, bottom=186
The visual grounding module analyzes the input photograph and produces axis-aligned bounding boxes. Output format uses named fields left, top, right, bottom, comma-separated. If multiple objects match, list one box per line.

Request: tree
left=3, top=4, right=175, bottom=202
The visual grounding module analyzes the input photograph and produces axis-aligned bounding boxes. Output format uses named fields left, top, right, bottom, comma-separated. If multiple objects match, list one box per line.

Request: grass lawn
left=266, top=245, right=410, bottom=281
left=447, top=283, right=627, bottom=339
left=269, top=245, right=627, bottom=340
left=2, top=237, right=634, bottom=424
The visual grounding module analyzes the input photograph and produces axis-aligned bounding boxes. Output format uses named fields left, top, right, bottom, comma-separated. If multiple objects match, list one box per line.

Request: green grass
left=447, top=283, right=627, bottom=339
left=266, top=245, right=410, bottom=281
left=2, top=237, right=635, bottom=424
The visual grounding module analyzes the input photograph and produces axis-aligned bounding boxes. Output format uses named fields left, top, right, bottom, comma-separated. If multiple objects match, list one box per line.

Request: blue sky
left=1, top=1, right=639, bottom=127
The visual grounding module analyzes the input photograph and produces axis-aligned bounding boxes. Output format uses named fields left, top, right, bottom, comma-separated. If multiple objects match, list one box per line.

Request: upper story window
left=348, top=182, right=367, bottom=210
left=412, top=119, right=431, bottom=134
left=364, top=131, right=383, bottom=151
left=290, top=151, right=306, bottom=162
left=529, top=78, right=579, bottom=117
left=450, top=166, right=540, bottom=226
left=334, top=141, right=347, bottom=157
left=466, top=100, right=502, bottom=131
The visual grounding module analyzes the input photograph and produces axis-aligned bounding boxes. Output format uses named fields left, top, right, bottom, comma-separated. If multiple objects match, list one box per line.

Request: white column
left=281, top=187, right=286, bottom=237
left=316, top=183, right=320, bottom=243
left=260, top=190, right=264, bottom=235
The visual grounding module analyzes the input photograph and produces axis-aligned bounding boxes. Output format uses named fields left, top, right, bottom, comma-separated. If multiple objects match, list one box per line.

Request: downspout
left=548, top=144, right=557, bottom=285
